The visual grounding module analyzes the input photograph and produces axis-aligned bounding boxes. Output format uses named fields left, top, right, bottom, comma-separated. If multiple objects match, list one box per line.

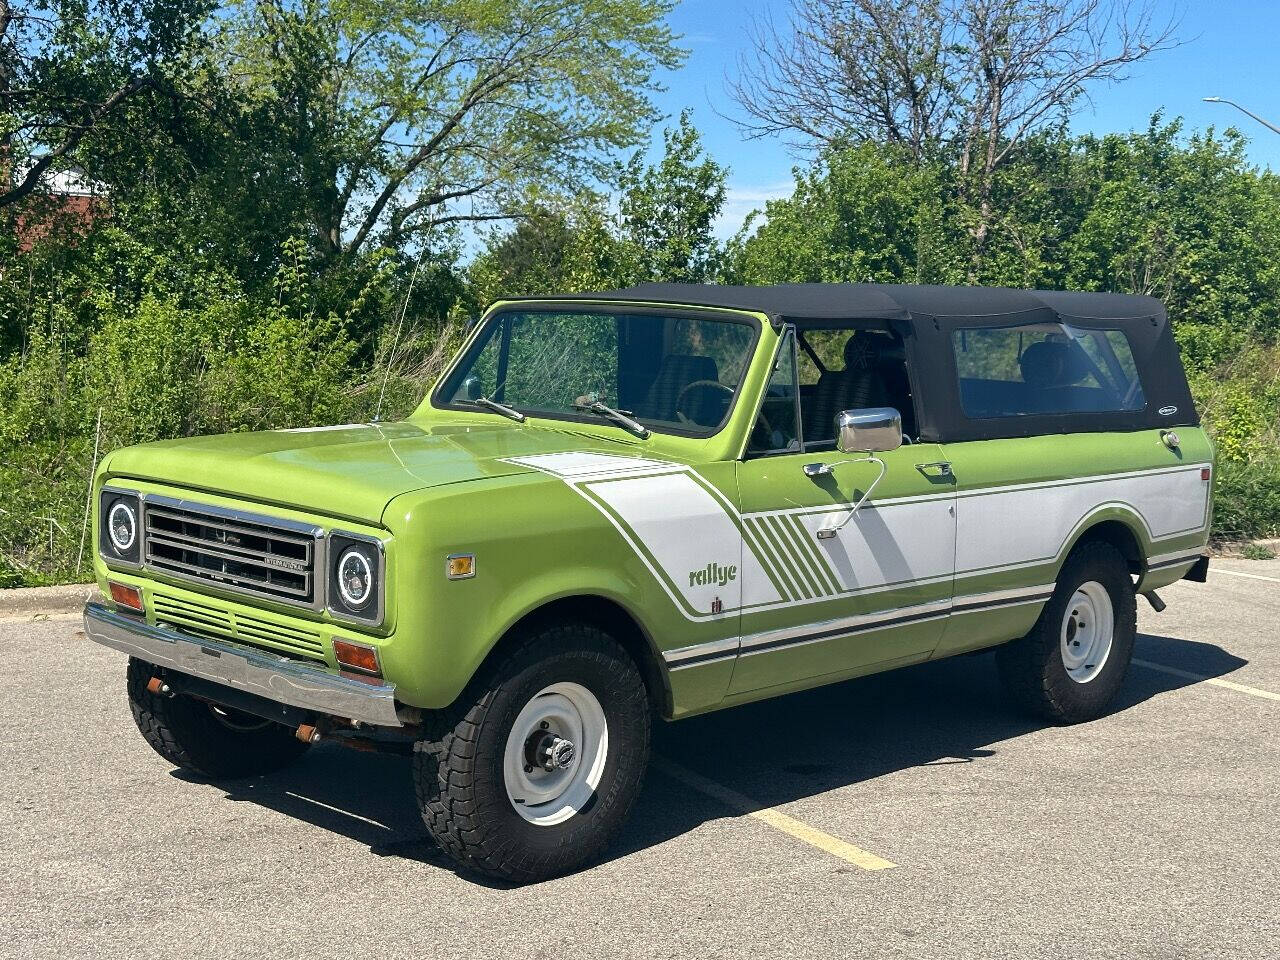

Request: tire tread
left=413, top=621, right=649, bottom=883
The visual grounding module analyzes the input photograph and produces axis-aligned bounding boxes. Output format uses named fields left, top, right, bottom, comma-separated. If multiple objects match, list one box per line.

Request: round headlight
left=336, top=549, right=373, bottom=608
left=108, top=502, right=137, bottom=552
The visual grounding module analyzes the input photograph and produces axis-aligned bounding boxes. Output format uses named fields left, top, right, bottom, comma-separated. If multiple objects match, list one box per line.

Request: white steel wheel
left=503, top=682, right=609, bottom=826
left=1059, top=580, right=1115, bottom=684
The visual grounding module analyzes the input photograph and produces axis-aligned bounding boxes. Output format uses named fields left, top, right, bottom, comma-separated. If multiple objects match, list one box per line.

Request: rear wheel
left=997, top=542, right=1137, bottom=723
left=414, top=621, right=650, bottom=883
left=126, top=658, right=310, bottom=779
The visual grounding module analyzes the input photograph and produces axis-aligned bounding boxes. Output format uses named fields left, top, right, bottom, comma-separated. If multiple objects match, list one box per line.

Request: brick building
left=10, top=167, right=107, bottom=252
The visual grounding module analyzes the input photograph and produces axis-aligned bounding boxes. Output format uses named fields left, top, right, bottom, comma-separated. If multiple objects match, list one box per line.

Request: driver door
left=729, top=326, right=957, bottom=695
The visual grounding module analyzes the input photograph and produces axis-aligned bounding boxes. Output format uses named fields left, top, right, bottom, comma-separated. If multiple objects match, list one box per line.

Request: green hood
left=103, top=420, right=650, bottom=524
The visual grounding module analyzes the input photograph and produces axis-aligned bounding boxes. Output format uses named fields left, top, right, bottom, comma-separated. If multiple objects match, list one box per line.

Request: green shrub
left=1211, top=456, right=1280, bottom=542
left=0, top=238, right=436, bottom=585
left=1240, top=543, right=1277, bottom=560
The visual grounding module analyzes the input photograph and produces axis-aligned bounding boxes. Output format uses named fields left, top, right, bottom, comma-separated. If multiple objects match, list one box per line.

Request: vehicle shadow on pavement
left=179, top=632, right=1246, bottom=883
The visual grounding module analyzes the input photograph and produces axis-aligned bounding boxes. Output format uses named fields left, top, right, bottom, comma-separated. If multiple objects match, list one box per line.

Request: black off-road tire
left=997, top=541, right=1137, bottom=724
left=126, top=658, right=310, bottom=779
left=414, top=622, right=651, bottom=884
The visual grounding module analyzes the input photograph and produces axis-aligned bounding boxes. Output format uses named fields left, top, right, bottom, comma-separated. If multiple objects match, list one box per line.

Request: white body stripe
left=954, top=464, right=1209, bottom=575
left=800, top=499, right=955, bottom=592
left=507, top=452, right=674, bottom=479
left=505, top=453, right=1211, bottom=632
left=586, top=472, right=782, bottom=612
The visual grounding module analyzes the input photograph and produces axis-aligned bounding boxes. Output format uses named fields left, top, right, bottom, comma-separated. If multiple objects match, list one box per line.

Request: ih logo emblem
left=689, top=562, right=737, bottom=588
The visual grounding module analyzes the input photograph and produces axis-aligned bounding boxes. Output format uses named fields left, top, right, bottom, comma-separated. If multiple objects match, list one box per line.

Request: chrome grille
left=152, top=592, right=327, bottom=662
left=142, top=496, right=321, bottom=608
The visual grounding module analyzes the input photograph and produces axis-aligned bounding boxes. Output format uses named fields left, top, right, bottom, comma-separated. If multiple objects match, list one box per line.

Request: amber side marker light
left=334, top=639, right=381, bottom=675
left=108, top=581, right=144, bottom=613
left=446, top=553, right=476, bottom=580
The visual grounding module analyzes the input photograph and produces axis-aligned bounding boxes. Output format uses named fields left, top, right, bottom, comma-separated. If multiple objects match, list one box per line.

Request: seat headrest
left=843, top=332, right=876, bottom=370
left=1019, top=339, right=1088, bottom=388
left=660, top=354, right=718, bottom=382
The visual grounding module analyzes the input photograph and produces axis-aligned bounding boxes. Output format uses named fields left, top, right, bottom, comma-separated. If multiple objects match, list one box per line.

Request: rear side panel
left=933, top=429, right=1213, bottom=657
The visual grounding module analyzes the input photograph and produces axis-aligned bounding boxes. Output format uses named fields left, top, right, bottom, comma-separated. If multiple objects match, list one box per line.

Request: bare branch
left=0, top=75, right=154, bottom=207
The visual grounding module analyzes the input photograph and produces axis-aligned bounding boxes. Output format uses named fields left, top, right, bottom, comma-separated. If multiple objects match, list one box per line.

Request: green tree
left=0, top=0, right=210, bottom=206
left=730, top=0, right=1178, bottom=278
left=1064, top=118, right=1280, bottom=350
left=618, top=109, right=726, bottom=283
left=216, top=0, right=683, bottom=263
left=725, top=142, right=962, bottom=285
left=470, top=110, right=730, bottom=301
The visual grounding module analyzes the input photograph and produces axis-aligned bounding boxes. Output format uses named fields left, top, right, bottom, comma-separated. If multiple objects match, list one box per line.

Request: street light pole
left=1203, top=96, right=1280, bottom=137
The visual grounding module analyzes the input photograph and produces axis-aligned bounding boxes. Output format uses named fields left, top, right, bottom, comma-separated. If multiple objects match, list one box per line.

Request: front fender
left=378, top=472, right=681, bottom=709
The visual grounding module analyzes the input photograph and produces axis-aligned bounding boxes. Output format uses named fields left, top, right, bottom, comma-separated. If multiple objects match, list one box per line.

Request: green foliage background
left=3, top=8, right=1279, bottom=584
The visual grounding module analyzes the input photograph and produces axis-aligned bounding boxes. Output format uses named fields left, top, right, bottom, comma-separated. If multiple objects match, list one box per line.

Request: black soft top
left=545, top=282, right=1164, bottom=328
left=505, top=282, right=1197, bottom=441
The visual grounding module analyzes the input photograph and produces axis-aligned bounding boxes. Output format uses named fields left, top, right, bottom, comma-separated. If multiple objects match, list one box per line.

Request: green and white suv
left=86, top=283, right=1213, bottom=882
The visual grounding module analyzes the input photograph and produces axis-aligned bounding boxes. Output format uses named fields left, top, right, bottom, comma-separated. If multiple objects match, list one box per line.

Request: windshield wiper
left=463, top=396, right=526, bottom=423
left=572, top=398, right=650, bottom=439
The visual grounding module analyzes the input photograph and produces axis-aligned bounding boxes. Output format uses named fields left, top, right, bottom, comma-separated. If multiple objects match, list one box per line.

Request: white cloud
left=715, top=179, right=794, bottom=240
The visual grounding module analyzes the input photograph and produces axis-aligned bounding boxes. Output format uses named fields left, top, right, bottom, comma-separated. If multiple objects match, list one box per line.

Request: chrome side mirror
left=836, top=407, right=902, bottom=454
left=804, top=408, right=902, bottom=539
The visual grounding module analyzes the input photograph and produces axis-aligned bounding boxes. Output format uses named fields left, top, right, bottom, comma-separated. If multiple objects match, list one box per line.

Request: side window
left=952, top=323, right=1146, bottom=418
left=748, top=330, right=801, bottom=454
left=797, top=326, right=917, bottom=446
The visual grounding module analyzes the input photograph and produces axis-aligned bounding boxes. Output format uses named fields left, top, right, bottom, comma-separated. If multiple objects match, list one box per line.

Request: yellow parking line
left=653, top=757, right=897, bottom=871
left=1211, top=568, right=1280, bottom=584
left=1133, top=658, right=1280, bottom=702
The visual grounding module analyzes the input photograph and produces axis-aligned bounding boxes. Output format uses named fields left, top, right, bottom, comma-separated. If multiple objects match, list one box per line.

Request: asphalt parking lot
left=2, top=559, right=1277, bottom=960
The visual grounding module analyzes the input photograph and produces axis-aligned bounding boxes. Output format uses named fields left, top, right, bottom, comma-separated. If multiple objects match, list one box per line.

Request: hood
left=104, top=419, right=656, bottom=524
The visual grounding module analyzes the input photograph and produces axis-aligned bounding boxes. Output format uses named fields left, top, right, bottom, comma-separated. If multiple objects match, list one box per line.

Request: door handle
left=916, top=461, right=953, bottom=478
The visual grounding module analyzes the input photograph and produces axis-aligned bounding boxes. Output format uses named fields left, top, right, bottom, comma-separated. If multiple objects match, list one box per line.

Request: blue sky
left=646, top=1, right=1280, bottom=237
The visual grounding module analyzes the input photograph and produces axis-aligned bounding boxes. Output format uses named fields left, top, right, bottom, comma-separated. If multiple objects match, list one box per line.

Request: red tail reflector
left=1201, top=467, right=1211, bottom=481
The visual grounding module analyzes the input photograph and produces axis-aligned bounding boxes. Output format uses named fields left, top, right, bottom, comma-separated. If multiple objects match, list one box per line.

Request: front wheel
left=997, top=541, right=1137, bottom=724
left=414, top=622, right=651, bottom=883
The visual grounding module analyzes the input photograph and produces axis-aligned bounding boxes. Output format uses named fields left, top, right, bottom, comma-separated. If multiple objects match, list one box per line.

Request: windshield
left=435, top=308, right=759, bottom=436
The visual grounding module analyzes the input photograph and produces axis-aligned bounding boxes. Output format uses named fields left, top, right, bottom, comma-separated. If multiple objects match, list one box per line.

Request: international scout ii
left=85, top=284, right=1213, bottom=882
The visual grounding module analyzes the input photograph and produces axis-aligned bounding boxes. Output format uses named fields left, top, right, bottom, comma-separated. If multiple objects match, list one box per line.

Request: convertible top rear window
left=952, top=323, right=1146, bottom=419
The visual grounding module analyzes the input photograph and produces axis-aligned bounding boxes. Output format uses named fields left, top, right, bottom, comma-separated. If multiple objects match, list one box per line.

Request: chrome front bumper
left=83, top=602, right=401, bottom=727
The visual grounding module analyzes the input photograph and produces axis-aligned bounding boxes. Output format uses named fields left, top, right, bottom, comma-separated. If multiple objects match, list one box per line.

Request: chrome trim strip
left=1137, top=549, right=1204, bottom=591
left=1146, top=549, right=1205, bottom=571
left=950, top=593, right=1054, bottom=614
left=951, top=582, right=1056, bottom=612
left=664, top=636, right=740, bottom=666
left=738, top=601, right=953, bottom=658
left=144, top=493, right=324, bottom=537
left=83, top=602, right=401, bottom=727
left=664, top=582, right=1057, bottom=669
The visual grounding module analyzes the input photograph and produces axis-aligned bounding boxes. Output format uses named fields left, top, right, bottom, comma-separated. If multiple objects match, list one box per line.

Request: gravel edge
left=0, top=583, right=97, bottom=617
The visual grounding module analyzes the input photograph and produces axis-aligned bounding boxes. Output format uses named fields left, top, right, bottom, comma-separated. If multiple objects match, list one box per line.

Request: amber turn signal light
left=108, top=580, right=144, bottom=613
left=333, top=639, right=380, bottom=675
